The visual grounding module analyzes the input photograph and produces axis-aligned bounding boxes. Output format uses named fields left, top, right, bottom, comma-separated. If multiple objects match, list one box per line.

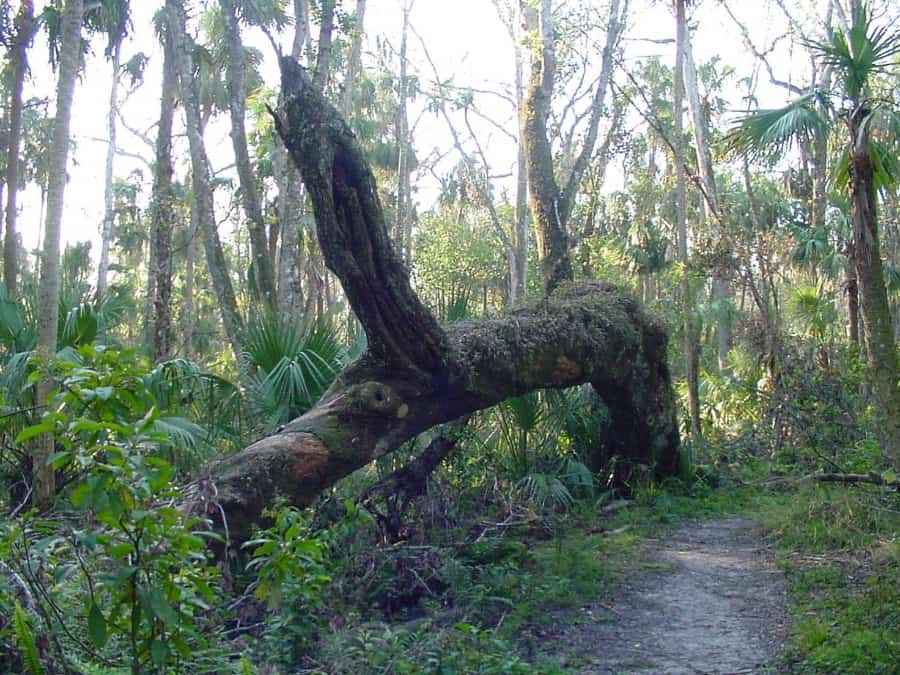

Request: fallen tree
left=186, top=58, right=680, bottom=542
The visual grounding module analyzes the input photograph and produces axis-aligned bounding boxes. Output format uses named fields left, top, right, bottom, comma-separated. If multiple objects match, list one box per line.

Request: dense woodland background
left=0, top=0, right=898, bottom=673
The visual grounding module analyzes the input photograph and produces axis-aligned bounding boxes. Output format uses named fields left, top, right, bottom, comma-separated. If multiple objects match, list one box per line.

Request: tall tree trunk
left=166, top=0, right=243, bottom=363
left=182, top=203, right=196, bottom=358
left=188, top=60, right=680, bottom=541
left=674, top=0, right=702, bottom=441
left=148, top=20, right=178, bottom=362
left=684, top=31, right=730, bottom=371
left=275, top=0, right=310, bottom=315
left=340, top=0, right=367, bottom=117
left=846, top=247, right=860, bottom=347
left=521, top=0, right=624, bottom=295
left=292, top=0, right=310, bottom=58
left=513, top=5, right=528, bottom=306
left=312, top=0, right=336, bottom=92
left=521, top=0, right=572, bottom=294
left=97, top=41, right=121, bottom=300
left=3, top=0, right=34, bottom=298
left=34, top=0, right=84, bottom=509
left=848, top=108, right=900, bottom=467
left=395, top=0, right=413, bottom=263
left=221, top=0, right=276, bottom=310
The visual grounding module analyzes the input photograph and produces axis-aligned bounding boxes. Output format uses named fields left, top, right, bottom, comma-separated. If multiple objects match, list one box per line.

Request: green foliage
left=1, top=345, right=228, bottom=672
left=323, top=620, right=539, bottom=674
left=240, top=316, right=343, bottom=431
left=12, top=602, right=43, bottom=675
left=760, top=485, right=900, bottom=673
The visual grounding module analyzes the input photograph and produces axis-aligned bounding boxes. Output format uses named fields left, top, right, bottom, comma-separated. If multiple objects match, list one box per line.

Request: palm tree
left=729, top=4, right=900, bottom=466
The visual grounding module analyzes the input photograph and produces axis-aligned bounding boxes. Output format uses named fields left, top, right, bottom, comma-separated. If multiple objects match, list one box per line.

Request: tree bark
left=96, top=41, right=121, bottom=300
left=3, top=0, right=34, bottom=298
left=395, top=0, right=413, bottom=264
left=275, top=0, right=310, bottom=316
left=148, top=19, right=178, bottom=362
left=221, top=0, right=277, bottom=309
left=340, top=0, right=367, bottom=117
left=166, top=0, right=244, bottom=364
left=848, top=107, right=900, bottom=467
left=188, top=60, right=680, bottom=542
left=312, top=0, right=336, bottom=92
left=674, top=0, right=702, bottom=441
left=34, top=0, right=84, bottom=509
left=521, top=0, right=624, bottom=295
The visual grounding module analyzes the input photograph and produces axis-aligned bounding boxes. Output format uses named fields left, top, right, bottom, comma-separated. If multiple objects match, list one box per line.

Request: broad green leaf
left=15, top=421, right=55, bottom=444
left=144, top=589, right=179, bottom=627
left=88, top=602, right=107, bottom=648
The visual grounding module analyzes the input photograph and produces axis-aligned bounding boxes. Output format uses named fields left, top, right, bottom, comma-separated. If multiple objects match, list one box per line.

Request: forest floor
left=542, top=517, right=789, bottom=674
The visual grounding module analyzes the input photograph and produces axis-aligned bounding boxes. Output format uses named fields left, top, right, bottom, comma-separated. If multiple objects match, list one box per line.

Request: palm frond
left=726, top=93, right=829, bottom=162
left=241, top=316, right=343, bottom=429
left=811, top=4, right=900, bottom=101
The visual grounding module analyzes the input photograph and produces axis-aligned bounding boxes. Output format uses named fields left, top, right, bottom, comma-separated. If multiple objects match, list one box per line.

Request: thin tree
left=33, top=0, right=85, bottom=508
left=165, top=0, right=243, bottom=364
left=674, top=0, right=702, bottom=441
left=3, top=0, right=35, bottom=298
left=147, top=10, right=177, bottom=361
left=94, top=0, right=132, bottom=300
left=520, top=0, right=625, bottom=295
left=220, top=0, right=277, bottom=309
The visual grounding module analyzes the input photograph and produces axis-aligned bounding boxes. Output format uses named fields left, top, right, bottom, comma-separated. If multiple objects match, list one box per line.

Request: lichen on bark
left=188, top=58, right=680, bottom=542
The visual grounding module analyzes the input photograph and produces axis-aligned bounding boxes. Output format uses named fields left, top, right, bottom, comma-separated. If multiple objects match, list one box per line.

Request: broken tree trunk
left=188, top=59, right=680, bottom=542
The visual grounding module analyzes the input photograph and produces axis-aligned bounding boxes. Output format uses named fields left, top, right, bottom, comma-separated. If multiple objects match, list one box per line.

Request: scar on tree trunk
left=184, top=58, right=680, bottom=544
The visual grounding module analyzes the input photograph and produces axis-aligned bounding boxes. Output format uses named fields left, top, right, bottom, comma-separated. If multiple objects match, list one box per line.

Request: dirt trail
left=550, top=517, right=788, bottom=674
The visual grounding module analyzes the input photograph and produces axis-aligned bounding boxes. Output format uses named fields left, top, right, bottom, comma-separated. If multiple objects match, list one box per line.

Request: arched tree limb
left=192, top=58, right=680, bottom=542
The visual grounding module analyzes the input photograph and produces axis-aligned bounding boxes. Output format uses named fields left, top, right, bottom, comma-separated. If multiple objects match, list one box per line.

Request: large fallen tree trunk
left=186, top=59, right=680, bottom=543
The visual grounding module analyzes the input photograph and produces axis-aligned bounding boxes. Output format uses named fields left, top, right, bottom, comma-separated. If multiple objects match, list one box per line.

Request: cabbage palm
left=728, top=4, right=900, bottom=466
left=240, top=316, right=343, bottom=431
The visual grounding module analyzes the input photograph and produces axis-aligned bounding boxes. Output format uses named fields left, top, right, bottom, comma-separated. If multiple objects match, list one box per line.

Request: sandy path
left=550, top=517, right=788, bottom=674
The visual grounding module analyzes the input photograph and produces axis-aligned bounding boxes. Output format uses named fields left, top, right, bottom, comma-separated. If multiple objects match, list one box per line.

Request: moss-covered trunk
left=187, top=59, right=679, bottom=542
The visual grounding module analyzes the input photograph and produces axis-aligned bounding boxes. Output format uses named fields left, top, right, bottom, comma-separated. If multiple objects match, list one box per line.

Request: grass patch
left=757, top=483, right=900, bottom=674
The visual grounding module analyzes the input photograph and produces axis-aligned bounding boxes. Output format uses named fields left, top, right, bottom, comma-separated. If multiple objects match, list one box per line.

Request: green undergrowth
left=755, top=483, right=900, bottom=674
left=295, top=476, right=757, bottom=674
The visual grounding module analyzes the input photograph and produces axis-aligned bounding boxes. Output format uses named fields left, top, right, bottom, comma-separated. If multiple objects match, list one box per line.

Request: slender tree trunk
left=275, top=0, right=310, bottom=316
left=182, top=206, right=196, bottom=358
left=3, top=0, right=34, bottom=298
left=166, top=0, right=243, bottom=363
left=521, top=0, right=572, bottom=294
left=674, top=0, right=701, bottom=441
left=684, top=26, right=730, bottom=373
left=97, top=41, right=121, bottom=299
left=312, top=0, right=336, bottom=92
left=513, top=12, right=528, bottom=306
left=848, top=109, right=900, bottom=466
left=292, top=0, right=310, bottom=58
left=340, top=0, right=367, bottom=117
left=221, top=0, right=276, bottom=309
left=34, top=0, right=84, bottom=509
left=148, top=21, right=178, bottom=361
left=395, top=1, right=413, bottom=263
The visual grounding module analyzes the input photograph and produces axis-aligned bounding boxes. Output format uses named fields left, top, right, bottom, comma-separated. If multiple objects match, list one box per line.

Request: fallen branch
left=810, top=471, right=899, bottom=489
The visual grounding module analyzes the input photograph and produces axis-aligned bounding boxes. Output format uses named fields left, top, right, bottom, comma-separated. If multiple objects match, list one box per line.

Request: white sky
left=16, top=0, right=828, bottom=262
